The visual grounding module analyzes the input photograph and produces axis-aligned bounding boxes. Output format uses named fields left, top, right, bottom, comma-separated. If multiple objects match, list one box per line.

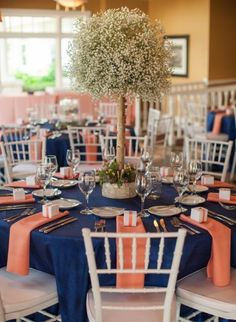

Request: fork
left=159, top=218, right=168, bottom=232
left=95, top=220, right=106, bottom=232
left=219, top=201, right=236, bottom=211
left=171, top=217, right=200, bottom=235
left=153, top=219, right=160, bottom=232
left=5, top=208, right=36, bottom=223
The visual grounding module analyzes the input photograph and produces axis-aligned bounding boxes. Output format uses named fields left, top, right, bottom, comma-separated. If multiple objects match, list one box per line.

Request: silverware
left=39, top=215, right=71, bottom=232
left=208, top=210, right=236, bottom=224
left=4, top=208, right=36, bottom=222
left=43, top=217, right=77, bottom=234
left=3, top=208, right=31, bottom=222
left=153, top=219, right=160, bottom=232
left=95, top=219, right=106, bottom=232
left=0, top=203, right=36, bottom=211
left=171, top=217, right=200, bottom=235
left=159, top=218, right=168, bottom=232
left=208, top=213, right=235, bottom=226
left=218, top=201, right=236, bottom=211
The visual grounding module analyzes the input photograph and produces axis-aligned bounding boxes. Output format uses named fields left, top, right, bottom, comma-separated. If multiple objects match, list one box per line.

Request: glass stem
left=85, top=194, right=89, bottom=210
left=43, top=184, right=47, bottom=203
left=141, top=196, right=145, bottom=216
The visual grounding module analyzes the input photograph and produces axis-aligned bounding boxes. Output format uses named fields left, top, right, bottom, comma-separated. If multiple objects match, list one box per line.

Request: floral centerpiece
left=68, top=7, right=172, bottom=198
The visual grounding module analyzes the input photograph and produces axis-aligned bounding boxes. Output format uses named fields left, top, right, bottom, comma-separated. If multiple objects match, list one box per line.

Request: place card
left=191, top=207, right=208, bottom=223
left=42, top=203, right=60, bottom=218
left=201, top=175, right=214, bottom=185
left=60, top=167, right=73, bottom=178
left=26, top=175, right=37, bottom=185
left=219, top=188, right=231, bottom=201
left=13, top=188, right=26, bottom=201
left=124, top=210, right=137, bottom=227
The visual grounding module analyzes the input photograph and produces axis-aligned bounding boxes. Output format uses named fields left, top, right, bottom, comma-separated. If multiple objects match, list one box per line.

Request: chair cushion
left=0, top=267, right=58, bottom=315
left=176, top=268, right=236, bottom=314
left=87, top=288, right=176, bottom=322
left=207, top=132, right=229, bottom=141
left=12, top=163, right=38, bottom=179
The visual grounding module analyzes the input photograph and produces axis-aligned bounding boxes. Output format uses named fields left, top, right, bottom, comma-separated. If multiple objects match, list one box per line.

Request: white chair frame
left=0, top=267, right=60, bottom=322
left=230, top=106, right=236, bottom=181
left=82, top=228, right=186, bottom=322
left=98, top=102, right=117, bottom=121
left=176, top=268, right=236, bottom=322
left=147, top=108, right=161, bottom=147
left=1, top=125, right=40, bottom=142
left=185, top=137, right=233, bottom=182
left=68, top=126, right=109, bottom=164
left=0, top=139, right=45, bottom=183
left=184, top=102, right=208, bottom=139
left=100, top=135, right=148, bottom=162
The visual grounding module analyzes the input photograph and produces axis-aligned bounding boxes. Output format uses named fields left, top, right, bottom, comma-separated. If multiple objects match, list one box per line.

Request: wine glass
left=173, top=169, right=189, bottom=208
left=78, top=171, right=96, bottom=215
left=135, top=171, right=152, bottom=217
left=187, top=160, right=202, bottom=195
left=36, top=163, right=52, bottom=204
left=102, top=146, right=115, bottom=163
left=140, top=146, right=153, bottom=171
left=147, top=166, right=162, bottom=200
left=170, top=152, right=183, bottom=170
left=66, top=149, right=81, bottom=175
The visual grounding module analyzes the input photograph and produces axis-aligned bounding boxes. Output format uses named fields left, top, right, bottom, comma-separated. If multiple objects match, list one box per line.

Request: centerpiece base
left=102, top=182, right=136, bottom=199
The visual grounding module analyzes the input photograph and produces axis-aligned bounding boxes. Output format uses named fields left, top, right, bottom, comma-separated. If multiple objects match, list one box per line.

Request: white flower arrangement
left=68, top=7, right=172, bottom=102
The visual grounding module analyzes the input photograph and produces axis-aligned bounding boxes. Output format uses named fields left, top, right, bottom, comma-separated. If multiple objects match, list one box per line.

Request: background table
left=0, top=184, right=235, bottom=322
left=207, top=111, right=236, bottom=140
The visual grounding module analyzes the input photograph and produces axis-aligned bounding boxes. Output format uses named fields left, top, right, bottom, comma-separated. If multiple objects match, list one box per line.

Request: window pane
left=0, top=38, right=56, bottom=91
left=61, top=17, right=75, bottom=33
left=22, top=17, right=33, bottom=32
left=1, top=16, right=57, bottom=33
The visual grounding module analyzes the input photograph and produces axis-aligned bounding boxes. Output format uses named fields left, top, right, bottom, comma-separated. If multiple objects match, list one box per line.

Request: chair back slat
left=82, top=229, right=186, bottom=322
left=104, top=236, right=111, bottom=270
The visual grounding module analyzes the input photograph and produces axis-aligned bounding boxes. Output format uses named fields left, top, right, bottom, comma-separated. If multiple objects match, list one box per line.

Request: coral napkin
left=5, top=181, right=41, bottom=189
left=207, top=192, right=236, bottom=205
left=0, top=194, right=35, bottom=205
left=198, top=180, right=236, bottom=189
left=116, top=216, right=146, bottom=288
left=85, top=132, right=97, bottom=162
left=212, top=112, right=225, bottom=134
left=180, top=214, right=231, bottom=286
left=54, top=172, right=79, bottom=179
left=7, top=211, right=69, bottom=275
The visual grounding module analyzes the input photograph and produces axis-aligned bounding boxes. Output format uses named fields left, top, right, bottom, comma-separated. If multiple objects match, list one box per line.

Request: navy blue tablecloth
left=0, top=184, right=236, bottom=322
left=207, top=111, right=236, bottom=140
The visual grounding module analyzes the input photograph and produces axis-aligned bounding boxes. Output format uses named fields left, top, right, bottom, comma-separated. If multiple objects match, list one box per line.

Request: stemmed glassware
left=147, top=166, right=162, bottom=200
left=78, top=170, right=96, bottom=214
left=173, top=169, right=189, bottom=209
left=170, top=152, right=184, bottom=170
left=187, top=160, right=202, bottom=194
left=135, top=171, right=152, bottom=217
left=44, top=155, right=58, bottom=179
left=66, top=149, right=81, bottom=175
left=102, top=146, right=115, bottom=163
left=140, top=146, right=153, bottom=171
left=36, top=163, right=52, bottom=204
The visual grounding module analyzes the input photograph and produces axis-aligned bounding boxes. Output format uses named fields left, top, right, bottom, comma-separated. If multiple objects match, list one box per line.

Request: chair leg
left=230, top=148, right=236, bottom=181
left=175, top=301, right=181, bottom=322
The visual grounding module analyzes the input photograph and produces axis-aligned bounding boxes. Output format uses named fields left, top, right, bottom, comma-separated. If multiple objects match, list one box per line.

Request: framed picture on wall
left=166, top=35, right=189, bottom=77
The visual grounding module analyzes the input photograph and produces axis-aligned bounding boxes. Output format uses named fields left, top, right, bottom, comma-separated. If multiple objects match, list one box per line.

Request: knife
left=153, top=219, right=160, bottom=232
left=43, top=217, right=78, bottom=234
left=39, top=215, right=71, bottom=232
left=0, top=203, right=36, bottom=211
left=208, top=210, right=236, bottom=224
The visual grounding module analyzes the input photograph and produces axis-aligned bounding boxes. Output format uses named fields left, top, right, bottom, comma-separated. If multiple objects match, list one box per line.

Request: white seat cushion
left=176, top=268, right=236, bottom=314
left=12, top=163, right=38, bottom=179
left=0, top=267, right=58, bottom=315
left=87, top=288, right=176, bottom=322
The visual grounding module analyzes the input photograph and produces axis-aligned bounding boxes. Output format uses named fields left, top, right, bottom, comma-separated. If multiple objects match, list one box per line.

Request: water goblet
left=173, top=169, right=189, bottom=209
left=36, top=163, right=52, bottom=204
left=102, top=146, right=115, bottom=163
left=170, top=152, right=184, bottom=170
left=187, top=160, right=202, bottom=194
left=44, top=155, right=58, bottom=176
left=78, top=171, right=96, bottom=215
left=140, top=146, right=153, bottom=171
left=66, top=149, right=81, bottom=175
left=135, top=171, right=152, bottom=217
left=147, top=166, right=162, bottom=200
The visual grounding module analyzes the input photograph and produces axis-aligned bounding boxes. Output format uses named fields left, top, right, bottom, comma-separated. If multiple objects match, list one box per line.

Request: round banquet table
left=207, top=111, right=236, bottom=140
left=0, top=183, right=236, bottom=322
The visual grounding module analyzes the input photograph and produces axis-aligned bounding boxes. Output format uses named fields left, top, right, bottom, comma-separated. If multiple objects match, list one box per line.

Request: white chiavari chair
left=185, top=137, right=233, bottom=182
left=230, top=106, right=236, bottom=181
left=98, top=102, right=117, bottom=122
left=82, top=228, right=186, bottom=322
left=147, top=108, right=161, bottom=147
left=1, top=125, right=40, bottom=142
left=0, top=267, right=60, bottom=322
left=100, top=135, right=148, bottom=165
left=176, top=268, right=236, bottom=322
left=68, top=126, right=109, bottom=171
left=0, top=139, right=45, bottom=183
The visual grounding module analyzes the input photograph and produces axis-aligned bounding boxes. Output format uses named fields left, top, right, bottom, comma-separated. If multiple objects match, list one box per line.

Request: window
left=0, top=9, right=90, bottom=92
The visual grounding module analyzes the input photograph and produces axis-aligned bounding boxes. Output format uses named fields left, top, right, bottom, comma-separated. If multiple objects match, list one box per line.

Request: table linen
left=207, top=192, right=236, bottom=205
left=0, top=194, right=35, bottom=205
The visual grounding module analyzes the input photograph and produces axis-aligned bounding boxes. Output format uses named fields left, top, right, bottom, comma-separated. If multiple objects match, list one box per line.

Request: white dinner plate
left=188, top=184, right=209, bottom=193
left=180, top=195, right=206, bottom=206
left=148, top=206, right=186, bottom=217
left=50, top=198, right=81, bottom=210
left=161, top=176, right=173, bottom=184
left=91, top=207, right=124, bottom=218
left=32, top=188, right=62, bottom=198
left=51, top=180, right=78, bottom=188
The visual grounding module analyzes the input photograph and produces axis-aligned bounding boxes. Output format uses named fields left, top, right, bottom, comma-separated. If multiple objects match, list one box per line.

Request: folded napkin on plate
left=7, top=211, right=69, bottom=275
left=180, top=214, right=231, bottom=286
left=212, top=112, right=225, bottom=134
left=116, top=216, right=146, bottom=288
left=198, top=180, right=236, bottom=189
left=5, top=181, right=41, bottom=189
left=54, top=172, right=79, bottom=180
left=207, top=192, right=236, bottom=205
left=0, top=194, right=35, bottom=205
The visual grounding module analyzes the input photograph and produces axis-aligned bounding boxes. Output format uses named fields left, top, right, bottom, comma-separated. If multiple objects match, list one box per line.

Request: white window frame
left=0, top=9, right=90, bottom=89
